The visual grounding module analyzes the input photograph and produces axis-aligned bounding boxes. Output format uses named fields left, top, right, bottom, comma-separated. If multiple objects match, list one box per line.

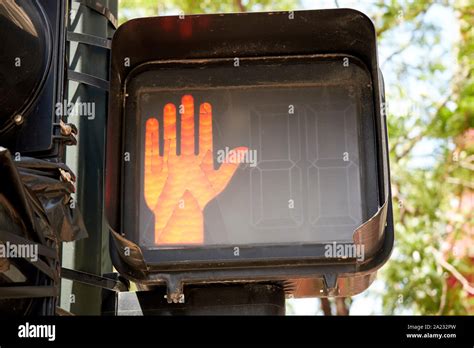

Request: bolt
left=14, top=114, right=23, bottom=125
left=59, top=168, right=73, bottom=183
left=61, top=124, right=72, bottom=136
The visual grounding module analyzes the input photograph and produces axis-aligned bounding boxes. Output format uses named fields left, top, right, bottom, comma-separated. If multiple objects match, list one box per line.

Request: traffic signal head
left=106, top=9, right=393, bottom=301
left=0, top=0, right=68, bottom=158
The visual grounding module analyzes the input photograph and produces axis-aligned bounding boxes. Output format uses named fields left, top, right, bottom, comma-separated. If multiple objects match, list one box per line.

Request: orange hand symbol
left=144, top=95, right=248, bottom=245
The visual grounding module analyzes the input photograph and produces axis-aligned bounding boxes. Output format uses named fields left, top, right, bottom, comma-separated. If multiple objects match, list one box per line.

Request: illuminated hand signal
left=144, top=95, right=248, bottom=245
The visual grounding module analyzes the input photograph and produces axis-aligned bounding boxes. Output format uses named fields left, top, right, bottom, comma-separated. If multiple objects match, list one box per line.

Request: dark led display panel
left=121, top=56, right=379, bottom=259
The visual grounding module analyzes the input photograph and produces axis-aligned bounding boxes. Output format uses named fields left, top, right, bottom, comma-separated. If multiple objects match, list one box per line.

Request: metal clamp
left=75, top=0, right=118, bottom=29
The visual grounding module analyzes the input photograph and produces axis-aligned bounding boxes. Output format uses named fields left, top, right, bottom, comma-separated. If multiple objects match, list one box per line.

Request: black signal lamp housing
left=106, top=9, right=394, bottom=302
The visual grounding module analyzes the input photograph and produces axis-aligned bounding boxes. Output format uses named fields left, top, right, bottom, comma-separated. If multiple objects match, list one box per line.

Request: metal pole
left=61, top=0, right=117, bottom=315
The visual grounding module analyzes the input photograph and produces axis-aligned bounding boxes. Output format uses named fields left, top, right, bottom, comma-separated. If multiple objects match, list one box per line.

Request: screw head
left=13, top=114, right=23, bottom=125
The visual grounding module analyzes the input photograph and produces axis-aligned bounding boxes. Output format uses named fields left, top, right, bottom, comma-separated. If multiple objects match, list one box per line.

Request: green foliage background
left=118, top=0, right=474, bottom=315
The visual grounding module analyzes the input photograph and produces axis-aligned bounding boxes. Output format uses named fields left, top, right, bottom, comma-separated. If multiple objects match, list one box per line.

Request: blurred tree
left=117, top=0, right=473, bottom=315
left=377, top=0, right=473, bottom=315
left=118, top=0, right=298, bottom=23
